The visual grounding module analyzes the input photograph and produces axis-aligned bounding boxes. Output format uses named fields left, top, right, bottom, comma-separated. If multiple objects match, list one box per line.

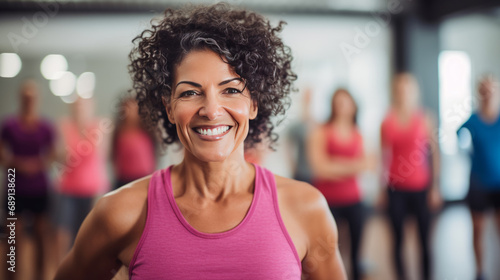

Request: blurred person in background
left=55, top=97, right=110, bottom=260
left=457, top=75, right=500, bottom=280
left=243, top=141, right=269, bottom=165
left=380, top=73, right=441, bottom=280
left=308, top=88, right=374, bottom=280
left=111, top=96, right=156, bottom=190
left=287, top=87, right=314, bottom=184
left=0, top=80, right=56, bottom=280
left=55, top=3, right=347, bottom=279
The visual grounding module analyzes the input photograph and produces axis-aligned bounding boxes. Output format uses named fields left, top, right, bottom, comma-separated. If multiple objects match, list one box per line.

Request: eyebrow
left=175, top=77, right=243, bottom=88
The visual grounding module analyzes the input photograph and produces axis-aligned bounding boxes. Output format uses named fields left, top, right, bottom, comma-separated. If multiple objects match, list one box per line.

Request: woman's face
left=478, top=78, right=499, bottom=108
left=393, top=74, right=419, bottom=109
left=20, top=81, right=39, bottom=113
left=332, top=91, right=355, bottom=121
left=167, top=50, right=258, bottom=162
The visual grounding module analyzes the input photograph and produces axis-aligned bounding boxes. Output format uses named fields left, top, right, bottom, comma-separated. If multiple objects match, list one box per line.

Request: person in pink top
left=308, top=89, right=374, bottom=280
left=55, top=3, right=347, bottom=279
left=111, top=96, right=156, bottom=189
left=56, top=97, right=110, bottom=256
left=380, top=73, right=441, bottom=280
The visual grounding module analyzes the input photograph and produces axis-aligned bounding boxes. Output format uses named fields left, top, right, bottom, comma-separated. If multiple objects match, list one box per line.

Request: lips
left=192, top=125, right=232, bottom=139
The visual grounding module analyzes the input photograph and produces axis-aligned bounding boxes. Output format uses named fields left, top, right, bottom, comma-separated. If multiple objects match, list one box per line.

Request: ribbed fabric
left=129, top=164, right=302, bottom=279
left=313, top=125, right=363, bottom=206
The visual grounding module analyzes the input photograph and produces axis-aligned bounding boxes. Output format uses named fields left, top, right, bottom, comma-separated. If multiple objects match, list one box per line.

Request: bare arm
left=377, top=122, right=392, bottom=209
left=55, top=198, right=122, bottom=280
left=307, top=126, right=366, bottom=181
left=0, top=140, right=11, bottom=167
left=55, top=179, right=148, bottom=280
left=425, top=113, right=440, bottom=189
left=425, top=112, right=442, bottom=210
left=0, top=140, right=35, bottom=174
left=275, top=176, right=347, bottom=280
left=301, top=189, right=347, bottom=279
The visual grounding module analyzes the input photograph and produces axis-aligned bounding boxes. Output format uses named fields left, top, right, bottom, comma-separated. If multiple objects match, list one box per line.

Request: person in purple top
left=0, top=80, right=56, bottom=280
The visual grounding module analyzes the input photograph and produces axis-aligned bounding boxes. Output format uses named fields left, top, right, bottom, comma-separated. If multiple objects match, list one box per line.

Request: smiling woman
left=166, top=50, right=259, bottom=162
left=54, top=3, right=347, bottom=280
left=130, top=4, right=295, bottom=149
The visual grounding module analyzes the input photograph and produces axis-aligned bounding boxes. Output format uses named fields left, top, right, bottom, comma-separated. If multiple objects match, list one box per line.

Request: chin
left=191, top=148, right=233, bottom=163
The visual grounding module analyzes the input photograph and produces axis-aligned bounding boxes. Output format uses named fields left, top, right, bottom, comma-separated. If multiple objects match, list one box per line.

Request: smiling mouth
left=193, top=125, right=232, bottom=137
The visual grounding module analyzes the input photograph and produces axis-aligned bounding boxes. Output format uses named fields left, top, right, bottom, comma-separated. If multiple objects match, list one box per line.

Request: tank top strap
left=128, top=168, right=164, bottom=279
left=254, top=164, right=302, bottom=270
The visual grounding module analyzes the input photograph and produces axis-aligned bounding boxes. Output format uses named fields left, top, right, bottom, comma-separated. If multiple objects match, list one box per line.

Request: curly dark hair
left=129, top=2, right=296, bottom=149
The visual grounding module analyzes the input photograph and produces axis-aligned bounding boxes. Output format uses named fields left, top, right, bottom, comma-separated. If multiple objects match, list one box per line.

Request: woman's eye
left=179, top=90, right=198, bottom=97
left=225, top=88, right=242, bottom=94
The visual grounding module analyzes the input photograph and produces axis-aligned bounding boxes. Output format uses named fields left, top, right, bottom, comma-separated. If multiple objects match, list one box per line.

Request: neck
left=330, top=116, right=353, bottom=128
left=394, top=103, right=417, bottom=116
left=480, top=103, right=500, bottom=120
left=20, top=109, right=37, bottom=122
left=73, top=114, right=91, bottom=126
left=175, top=147, right=254, bottom=201
left=123, top=119, right=140, bottom=129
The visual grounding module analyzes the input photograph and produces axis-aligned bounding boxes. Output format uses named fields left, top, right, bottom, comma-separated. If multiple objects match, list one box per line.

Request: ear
left=163, top=96, right=175, bottom=124
left=249, top=99, right=258, bottom=120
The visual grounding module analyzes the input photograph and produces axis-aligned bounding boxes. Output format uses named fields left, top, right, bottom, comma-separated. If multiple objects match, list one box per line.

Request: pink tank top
left=114, top=128, right=155, bottom=181
left=59, top=119, right=109, bottom=196
left=129, top=164, right=302, bottom=279
left=381, top=110, right=430, bottom=191
left=314, top=125, right=363, bottom=206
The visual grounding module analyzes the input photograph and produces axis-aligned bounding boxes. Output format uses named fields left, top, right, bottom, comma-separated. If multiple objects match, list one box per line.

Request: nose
left=198, top=90, right=223, bottom=120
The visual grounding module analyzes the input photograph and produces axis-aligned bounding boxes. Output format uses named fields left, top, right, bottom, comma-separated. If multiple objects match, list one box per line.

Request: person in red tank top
left=111, top=96, right=157, bottom=189
left=380, top=73, right=441, bottom=280
left=55, top=4, right=347, bottom=279
left=308, top=88, right=375, bottom=280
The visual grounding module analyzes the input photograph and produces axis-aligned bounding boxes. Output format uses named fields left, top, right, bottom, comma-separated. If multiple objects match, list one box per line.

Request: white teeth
left=196, top=126, right=229, bottom=136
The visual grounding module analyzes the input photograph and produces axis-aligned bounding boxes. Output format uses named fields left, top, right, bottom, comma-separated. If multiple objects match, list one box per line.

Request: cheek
left=333, top=100, right=346, bottom=113
left=339, top=98, right=351, bottom=109
left=225, top=99, right=252, bottom=124
left=171, top=102, right=197, bottom=126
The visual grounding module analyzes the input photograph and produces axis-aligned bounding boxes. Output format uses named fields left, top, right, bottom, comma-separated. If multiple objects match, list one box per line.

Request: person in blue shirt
left=458, top=75, right=500, bottom=280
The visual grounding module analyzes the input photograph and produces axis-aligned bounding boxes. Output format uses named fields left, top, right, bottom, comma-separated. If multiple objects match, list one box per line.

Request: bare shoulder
left=309, top=123, right=325, bottom=139
left=54, top=175, right=152, bottom=279
left=274, top=175, right=346, bottom=278
left=422, top=109, right=437, bottom=126
left=93, top=176, right=151, bottom=239
left=275, top=175, right=324, bottom=203
left=274, top=175, right=331, bottom=221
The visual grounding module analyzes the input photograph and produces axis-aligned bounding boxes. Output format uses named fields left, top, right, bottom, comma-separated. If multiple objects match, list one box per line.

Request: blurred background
left=0, top=0, right=499, bottom=279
